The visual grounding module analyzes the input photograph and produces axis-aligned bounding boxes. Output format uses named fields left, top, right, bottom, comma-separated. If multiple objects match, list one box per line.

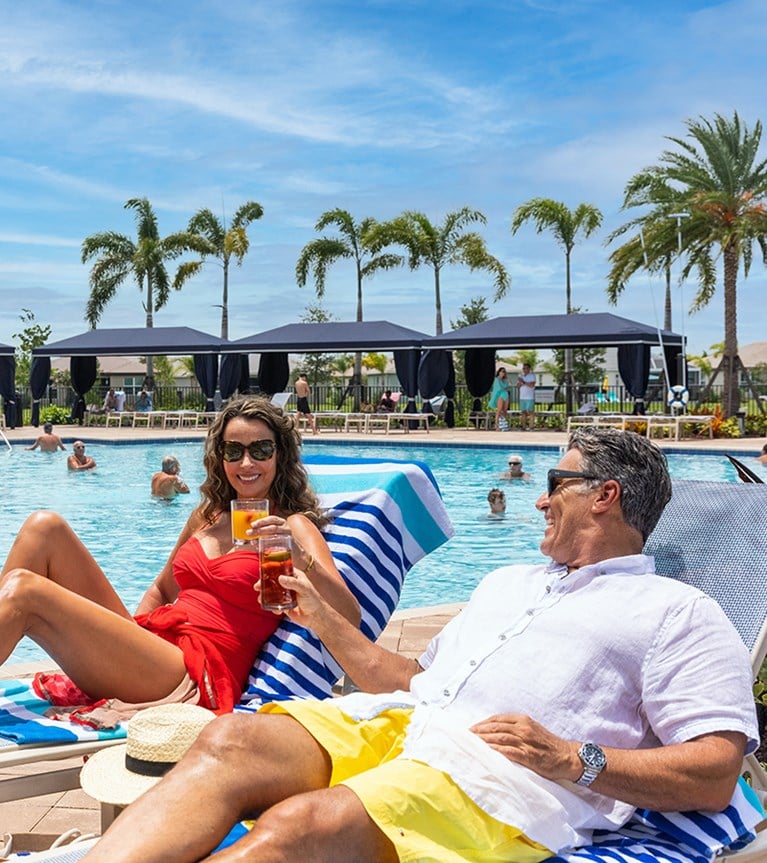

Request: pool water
left=1, top=440, right=758, bottom=664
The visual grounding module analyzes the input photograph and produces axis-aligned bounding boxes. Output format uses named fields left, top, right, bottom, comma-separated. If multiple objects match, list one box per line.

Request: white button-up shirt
left=334, top=555, right=757, bottom=853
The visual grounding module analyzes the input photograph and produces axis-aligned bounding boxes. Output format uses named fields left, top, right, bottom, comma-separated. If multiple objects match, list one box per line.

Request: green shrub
left=40, top=406, right=72, bottom=425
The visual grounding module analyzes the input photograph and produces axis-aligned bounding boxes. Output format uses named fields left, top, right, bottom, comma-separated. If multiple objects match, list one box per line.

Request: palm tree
left=510, top=199, right=603, bottom=412
left=296, top=209, right=403, bottom=397
left=385, top=207, right=509, bottom=335
left=82, top=198, right=208, bottom=375
left=181, top=201, right=264, bottom=339
left=613, top=112, right=767, bottom=416
left=605, top=173, right=684, bottom=332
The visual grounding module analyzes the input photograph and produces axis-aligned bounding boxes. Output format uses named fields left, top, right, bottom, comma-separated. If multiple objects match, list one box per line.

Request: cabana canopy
left=32, top=326, right=224, bottom=357
left=226, top=321, right=429, bottom=353
left=422, top=313, right=683, bottom=350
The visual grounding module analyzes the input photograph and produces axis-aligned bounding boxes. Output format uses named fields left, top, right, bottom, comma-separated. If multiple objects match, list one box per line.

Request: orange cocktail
left=230, top=499, right=269, bottom=546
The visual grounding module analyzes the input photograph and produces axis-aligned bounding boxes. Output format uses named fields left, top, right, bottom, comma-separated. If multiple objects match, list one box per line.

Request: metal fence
left=8, top=381, right=767, bottom=429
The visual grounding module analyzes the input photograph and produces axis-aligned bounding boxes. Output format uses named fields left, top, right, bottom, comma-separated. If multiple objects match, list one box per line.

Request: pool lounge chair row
left=566, top=411, right=715, bottom=440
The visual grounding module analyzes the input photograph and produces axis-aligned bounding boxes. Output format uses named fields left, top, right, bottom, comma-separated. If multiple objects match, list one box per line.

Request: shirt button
left=443, top=689, right=451, bottom=697
left=499, top=634, right=507, bottom=641
left=469, top=659, right=477, bottom=666
left=526, top=608, right=534, bottom=616
left=545, top=585, right=551, bottom=593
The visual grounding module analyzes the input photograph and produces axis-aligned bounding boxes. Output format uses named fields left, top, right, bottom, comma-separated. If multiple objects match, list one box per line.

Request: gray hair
left=162, top=455, right=180, bottom=474
left=567, top=428, right=672, bottom=541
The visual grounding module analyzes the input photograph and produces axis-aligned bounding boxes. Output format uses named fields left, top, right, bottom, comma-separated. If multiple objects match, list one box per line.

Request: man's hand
left=470, top=713, right=578, bottom=782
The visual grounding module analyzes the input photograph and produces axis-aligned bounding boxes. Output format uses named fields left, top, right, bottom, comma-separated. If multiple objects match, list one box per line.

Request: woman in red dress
left=0, top=397, right=359, bottom=714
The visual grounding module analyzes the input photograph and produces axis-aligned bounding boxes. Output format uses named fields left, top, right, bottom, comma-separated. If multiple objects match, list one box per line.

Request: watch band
left=575, top=742, right=606, bottom=787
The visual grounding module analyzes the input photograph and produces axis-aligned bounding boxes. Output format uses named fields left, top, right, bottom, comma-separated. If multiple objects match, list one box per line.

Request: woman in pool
left=0, top=396, right=359, bottom=716
left=489, top=367, right=512, bottom=430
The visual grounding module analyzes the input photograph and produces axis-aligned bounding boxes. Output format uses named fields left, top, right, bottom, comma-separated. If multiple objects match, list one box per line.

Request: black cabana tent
left=226, top=322, right=431, bottom=411
left=32, top=327, right=226, bottom=419
left=0, top=342, right=16, bottom=429
left=423, top=313, right=685, bottom=415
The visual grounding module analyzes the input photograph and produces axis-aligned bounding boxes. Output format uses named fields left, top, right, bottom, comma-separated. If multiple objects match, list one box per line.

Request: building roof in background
left=738, top=343, right=767, bottom=368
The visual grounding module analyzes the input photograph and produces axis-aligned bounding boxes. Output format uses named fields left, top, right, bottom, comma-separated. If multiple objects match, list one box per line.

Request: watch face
left=580, top=742, right=607, bottom=770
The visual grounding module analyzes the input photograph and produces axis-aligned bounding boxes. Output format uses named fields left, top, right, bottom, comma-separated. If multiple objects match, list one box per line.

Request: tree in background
left=386, top=207, right=509, bottom=335
left=449, top=296, right=490, bottom=387
left=610, top=112, right=767, bottom=416
left=296, top=209, right=403, bottom=403
left=295, top=305, right=338, bottom=392
left=510, top=198, right=603, bottom=413
left=12, top=308, right=51, bottom=390
left=605, top=173, right=683, bottom=333
left=181, top=201, right=264, bottom=339
left=82, top=198, right=209, bottom=376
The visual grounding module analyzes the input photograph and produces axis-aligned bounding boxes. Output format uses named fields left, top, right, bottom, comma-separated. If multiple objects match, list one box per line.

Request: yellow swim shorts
left=260, top=700, right=551, bottom=863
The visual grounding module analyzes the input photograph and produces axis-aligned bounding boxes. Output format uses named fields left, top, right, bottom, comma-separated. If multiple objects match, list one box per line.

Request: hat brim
left=80, top=743, right=162, bottom=806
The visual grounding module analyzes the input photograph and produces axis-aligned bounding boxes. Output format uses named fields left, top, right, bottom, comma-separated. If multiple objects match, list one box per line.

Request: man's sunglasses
left=546, top=469, right=600, bottom=497
left=222, top=440, right=276, bottom=462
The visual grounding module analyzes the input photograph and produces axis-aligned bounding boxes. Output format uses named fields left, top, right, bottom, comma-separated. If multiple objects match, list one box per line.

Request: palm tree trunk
left=722, top=242, right=740, bottom=417
left=564, top=250, right=574, bottom=413
left=434, top=267, right=443, bottom=336
left=664, top=261, right=672, bottom=332
left=351, top=265, right=364, bottom=410
left=145, top=275, right=154, bottom=377
left=221, top=260, right=230, bottom=341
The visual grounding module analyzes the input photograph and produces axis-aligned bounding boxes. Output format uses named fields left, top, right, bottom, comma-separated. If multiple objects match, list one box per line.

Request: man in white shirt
left=82, top=429, right=757, bottom=863
left=518, top=363, right=537, bottom=431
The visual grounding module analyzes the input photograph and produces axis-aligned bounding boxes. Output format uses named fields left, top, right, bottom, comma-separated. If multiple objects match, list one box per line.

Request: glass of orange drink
left=230, top=499, right=269, bottom=546
left=258, top=534, right=297, bottom=611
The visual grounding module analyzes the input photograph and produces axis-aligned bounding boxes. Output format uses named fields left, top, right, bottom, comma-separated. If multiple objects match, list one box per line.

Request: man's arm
left=471, top=713, right=746, bottom=813
left=285, top=568, right=419, bottom=693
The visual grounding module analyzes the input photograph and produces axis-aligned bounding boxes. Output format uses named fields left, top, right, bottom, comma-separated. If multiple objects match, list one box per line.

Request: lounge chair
left=0, top=454, right=454, bottom=830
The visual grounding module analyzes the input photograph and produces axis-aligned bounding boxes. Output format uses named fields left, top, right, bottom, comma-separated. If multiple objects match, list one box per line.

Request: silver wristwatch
left=575, top=742, right=606, bottom=787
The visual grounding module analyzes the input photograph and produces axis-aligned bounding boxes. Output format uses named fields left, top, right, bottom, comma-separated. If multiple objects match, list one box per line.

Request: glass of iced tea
left=230, top=499, right=269, bottom=546
left=258, top=534, right=297, bottom=612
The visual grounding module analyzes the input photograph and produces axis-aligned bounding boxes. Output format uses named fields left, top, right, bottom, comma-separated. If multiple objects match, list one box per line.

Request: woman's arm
left=134, top=509, right=205, bottom=615
left=283, top=514, right=361, bottom=627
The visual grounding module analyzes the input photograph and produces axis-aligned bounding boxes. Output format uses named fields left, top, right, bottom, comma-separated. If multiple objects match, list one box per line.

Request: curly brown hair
left=198, top=396, right=325, bottom=527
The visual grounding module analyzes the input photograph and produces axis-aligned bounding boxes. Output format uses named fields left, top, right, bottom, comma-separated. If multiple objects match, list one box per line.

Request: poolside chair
left=270, top=391, right=292, bottom=410
left=0, top=454, right=454, bottom=830
left=549, top=478, right=767, bottom=862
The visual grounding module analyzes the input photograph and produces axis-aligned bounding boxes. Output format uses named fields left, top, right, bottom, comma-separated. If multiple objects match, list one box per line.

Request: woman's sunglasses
left=222, top=440, right=276, bottom=462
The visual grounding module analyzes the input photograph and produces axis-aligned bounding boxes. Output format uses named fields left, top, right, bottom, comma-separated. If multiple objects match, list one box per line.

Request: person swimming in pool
left=0, top=396, right=359, bottom=718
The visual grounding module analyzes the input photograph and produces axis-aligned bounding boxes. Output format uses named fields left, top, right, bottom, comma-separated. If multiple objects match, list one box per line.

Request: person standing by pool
left=294, top=373, right=318, bottom=435
left=517, top=362, right=537, bottom=431
left=151, top=455, right=190, bottom=500
left=489, top=367, right=512, bottom=430
left=0, top=397, right=359, bottom=718
left=67, top=441, right=96, bottom=470
left=26, top=422, right=66, bottom=453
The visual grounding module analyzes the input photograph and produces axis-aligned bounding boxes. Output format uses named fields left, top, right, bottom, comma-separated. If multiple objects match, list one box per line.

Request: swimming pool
left=2, top=440, right=759, bottom=664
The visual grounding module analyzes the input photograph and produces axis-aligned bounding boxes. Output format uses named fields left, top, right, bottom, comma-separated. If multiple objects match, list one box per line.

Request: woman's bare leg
left=2, top=511, right=131, bottom=616
left=0, top=569, right=188, bottom=701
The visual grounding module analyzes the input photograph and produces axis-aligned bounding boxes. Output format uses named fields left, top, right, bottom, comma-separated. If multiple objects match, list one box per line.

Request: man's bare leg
left=206, top=785, right=399, bottom=863
left=82, top=712, right=334, bottom=863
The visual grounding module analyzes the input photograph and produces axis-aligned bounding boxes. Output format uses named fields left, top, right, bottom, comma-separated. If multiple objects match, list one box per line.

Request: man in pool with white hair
left=150, top=455, right=190, bottom=499
left=82, top=428, right=757, bottom=863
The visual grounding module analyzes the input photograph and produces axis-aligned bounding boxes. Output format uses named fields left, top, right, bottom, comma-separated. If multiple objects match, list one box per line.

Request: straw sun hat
left=80, top=703, right=216, bottom=806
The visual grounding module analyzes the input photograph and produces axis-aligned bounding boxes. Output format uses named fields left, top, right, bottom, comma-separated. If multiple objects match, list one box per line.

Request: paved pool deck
left=0, top=420, right=763, bottom=839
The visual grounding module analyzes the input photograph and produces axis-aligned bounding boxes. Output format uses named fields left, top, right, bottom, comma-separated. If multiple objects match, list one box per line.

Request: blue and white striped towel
left=239, top=454, right=454, bottom=708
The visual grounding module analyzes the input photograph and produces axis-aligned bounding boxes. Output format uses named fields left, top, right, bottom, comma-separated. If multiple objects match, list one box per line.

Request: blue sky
left=1, top=0, right=765, bottom=356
